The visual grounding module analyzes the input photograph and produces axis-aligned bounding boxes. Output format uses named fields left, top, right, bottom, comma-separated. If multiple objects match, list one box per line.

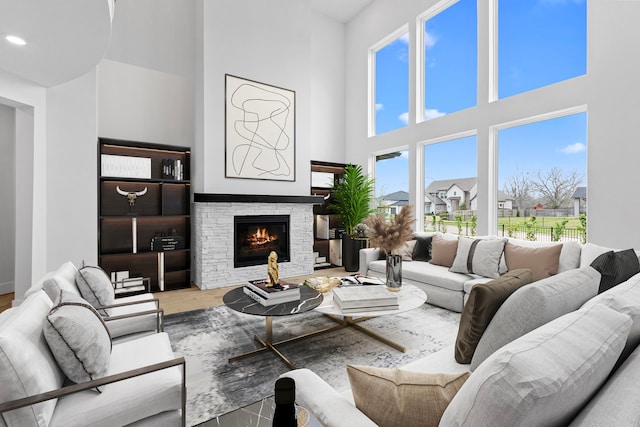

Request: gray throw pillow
left=470, top=266, right=601, bottom=370
left=450, top=237, right=507, bottom=278
left=43, top=289, right=112, bottom=391
left=441, top=304, right=632, bottom=427
left=75, top=265, right=115, bottom=316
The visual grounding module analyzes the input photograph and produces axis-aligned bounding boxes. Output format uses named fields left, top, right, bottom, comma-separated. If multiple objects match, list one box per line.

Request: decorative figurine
left=267, top=251, right=279, bottom=287
left=116, top=186, right=148, bottom=215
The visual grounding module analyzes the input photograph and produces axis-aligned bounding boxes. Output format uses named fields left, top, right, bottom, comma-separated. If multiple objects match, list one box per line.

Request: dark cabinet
left=98, top=138, right=191, bottom=293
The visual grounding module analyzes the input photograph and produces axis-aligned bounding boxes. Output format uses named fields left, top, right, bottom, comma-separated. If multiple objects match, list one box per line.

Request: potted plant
left=364, top=205, right=415, bottom=290
left=329, top=164, right=376, bottom=272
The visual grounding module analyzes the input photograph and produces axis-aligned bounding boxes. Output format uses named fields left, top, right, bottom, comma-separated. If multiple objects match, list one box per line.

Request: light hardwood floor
left=0, top=267, right=348, bottom=315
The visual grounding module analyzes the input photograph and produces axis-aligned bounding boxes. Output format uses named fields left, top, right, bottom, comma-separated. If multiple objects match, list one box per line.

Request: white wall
left=0, top=104, right=15, bottom=294
left=344, top=0, right=639, bottom=248
left=310, top=12, right=347, bottom=163
left=0, top=70, right=48, bottom=300
left=196, top=0, right=314, bottom=195
left=46, top=71, right=98, bottom=270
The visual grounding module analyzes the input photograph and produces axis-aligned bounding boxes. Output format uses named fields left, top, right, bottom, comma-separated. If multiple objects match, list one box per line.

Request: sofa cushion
left=412, top=234, right=433, bottom=262
left=454, top=269, right=533, bottom=364
left=48, top=332, right=183, bottom=427
left=42, top=261, right=82, bottom=302
left=347, top=365, right=469, bottom=427
left=0, top=291, right=65, bottom=427
left=450, top=237, right=507, bottom=279
left=580, top=242, right=616, bottom=267
left=504, top=241, right=562, bottom=281
left=75, top=265, right=115, bottom=316
left=589, top=249, right=640, bottom=293
left=44, top=290, right=112, bottom=391
left=570, top=344, right=640, bottom=427
left=104, top=294, right=160, bottom=340
left=370, top=260, right=471, bottom=292
left=429, top=234, right=459, bottom=267
left=470, top=266, right=601, bottom=370
left=581, top=273, right=640, bottom=366
left=397, top=239, right=417, bottom=261
left=441, top=304, right=632, bottom=427
left=507, top=238, right=581, bottom=273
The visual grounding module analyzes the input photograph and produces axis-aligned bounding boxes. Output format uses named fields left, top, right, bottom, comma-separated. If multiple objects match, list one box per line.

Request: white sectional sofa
left=284, top=238, right=640, bottom=426
left=359, top=232, right=583, bottom=312
left=284, top=266, right=640, bottom=426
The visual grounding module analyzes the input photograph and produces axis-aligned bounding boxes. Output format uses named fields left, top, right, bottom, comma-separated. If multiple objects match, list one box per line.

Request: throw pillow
left=504, top=241, right=562, bottom=281
left=397, top=239, right=417, bottom=261
left=449, top=237, right=507, bottom=279
left=470, top=266, right=601, bottom=370
left=429, top=234, right=459, bottom=268
left=347, top=365, right=470, bottom=427
left=590, top=249, right=640, bottom=293
left=412, top=234, right=432, bottom=262
left=44, top=289, right=112, bottom=391
left=75, top=265, right=115, bottom=316
left=454, top=268, right=533, bottom=364
left=441, top=304, right=632, bottom=427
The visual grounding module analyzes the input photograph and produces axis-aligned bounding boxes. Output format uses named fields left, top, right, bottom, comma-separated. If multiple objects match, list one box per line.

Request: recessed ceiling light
left=5, top=35, right=27, bottom=46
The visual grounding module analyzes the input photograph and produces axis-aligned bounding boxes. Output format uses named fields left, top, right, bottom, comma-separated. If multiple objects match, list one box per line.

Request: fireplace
left=234, top=215, right=290, bottom=268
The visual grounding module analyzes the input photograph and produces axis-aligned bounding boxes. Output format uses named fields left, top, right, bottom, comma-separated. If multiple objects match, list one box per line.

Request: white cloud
left=560, top=142, right=586, bottom=154
left=399, top=33, right=409, bottom=44
left=424, top=109, right=446, bottom=120
left=424, top=31, right=437, bottom=49
left=376, top=103, right=384, bottom=111
left=398, top=112, right=409, bottom=124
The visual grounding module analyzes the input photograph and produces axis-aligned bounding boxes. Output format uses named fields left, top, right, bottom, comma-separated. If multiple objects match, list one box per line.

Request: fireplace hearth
left=234, top=215, right=290, bottom=268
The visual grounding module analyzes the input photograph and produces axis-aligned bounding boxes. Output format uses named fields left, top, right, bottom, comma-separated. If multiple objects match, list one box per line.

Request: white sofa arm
left=359, top=248, right=381, bottom=276
left=281, top=369, right=376, bottom=427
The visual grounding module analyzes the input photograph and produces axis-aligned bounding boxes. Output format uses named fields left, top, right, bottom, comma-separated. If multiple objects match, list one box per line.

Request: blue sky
left=374, top=0, right=587, bottom=198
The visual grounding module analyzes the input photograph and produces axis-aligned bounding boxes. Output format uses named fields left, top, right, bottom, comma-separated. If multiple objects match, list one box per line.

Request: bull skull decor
left=116, top=186, right=148, bottom=214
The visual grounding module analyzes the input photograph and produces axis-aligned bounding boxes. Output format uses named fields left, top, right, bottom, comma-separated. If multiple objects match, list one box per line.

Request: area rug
left=164, top=303, right=461, bottom=426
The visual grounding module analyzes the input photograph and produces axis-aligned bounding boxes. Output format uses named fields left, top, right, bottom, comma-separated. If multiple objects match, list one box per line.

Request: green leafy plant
left=507, top=223, right=519, bottom=238
left=470, top=214, right=477, bottom=236
left=551, top=218, right=569, bottom=242
left=329, top=164, right=375, bottom=236
left=525, top=215, right=537, bottom=241
left=455, top=213, right=463, bottom=235
left=576, top=214, right=587, bottom=244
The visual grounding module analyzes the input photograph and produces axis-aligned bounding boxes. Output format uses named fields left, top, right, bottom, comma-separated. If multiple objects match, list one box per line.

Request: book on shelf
left=246, top=279, right=301, bottom=300
left=332, top=285, right=398, bottom=310
left=243, top=286, right=300, bottom=306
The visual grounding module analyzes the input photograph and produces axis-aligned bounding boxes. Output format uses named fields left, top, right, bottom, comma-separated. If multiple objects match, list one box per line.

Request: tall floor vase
left=385, top=254, right=402, bottom=292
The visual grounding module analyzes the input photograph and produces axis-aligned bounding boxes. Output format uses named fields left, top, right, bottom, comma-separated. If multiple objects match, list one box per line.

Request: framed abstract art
left=225, top=74, right=296, bottom=181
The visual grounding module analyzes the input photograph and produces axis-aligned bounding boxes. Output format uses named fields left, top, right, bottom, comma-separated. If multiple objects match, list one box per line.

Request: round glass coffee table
left=223, top=286, right=323, bottom=369
left=314, top=284, right=427, bottom=352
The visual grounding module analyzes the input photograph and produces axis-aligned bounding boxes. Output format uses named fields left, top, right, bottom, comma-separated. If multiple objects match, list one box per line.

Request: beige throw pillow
left=347, top=365, right=469, bottom=427
left=504, top=242, right=562, bottom=281
left=397, top=239, right=417, bottom=261
left=429, top=234, right=459, bottom=267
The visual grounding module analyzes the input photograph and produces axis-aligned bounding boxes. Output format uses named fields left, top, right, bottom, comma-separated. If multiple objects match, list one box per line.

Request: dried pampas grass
left=364, top=205, right=415, bottom=255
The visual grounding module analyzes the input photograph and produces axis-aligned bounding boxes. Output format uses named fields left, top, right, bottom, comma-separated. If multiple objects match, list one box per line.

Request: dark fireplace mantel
left=194, top=193, right=324, bottom=204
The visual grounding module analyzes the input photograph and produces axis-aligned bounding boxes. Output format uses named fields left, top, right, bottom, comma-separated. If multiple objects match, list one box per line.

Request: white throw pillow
left=44, top=289, right=112, bottom=391
left=75, top=265, right=115, bottom=316
left=441, top=304, right=632, bottom=427
left=449, top=237, right=507, bottom=279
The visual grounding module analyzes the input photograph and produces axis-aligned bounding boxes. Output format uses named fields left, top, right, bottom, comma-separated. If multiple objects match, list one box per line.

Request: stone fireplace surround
left=193, top=194, right=323, bottom=290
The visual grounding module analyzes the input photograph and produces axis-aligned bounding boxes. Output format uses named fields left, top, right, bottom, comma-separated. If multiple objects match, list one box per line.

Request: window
left=497, top=111, right=587, bottom=237
left=372, top=29, right=409, bottom=135
left=498, top=0, right=587, bottom=99
left=424, top=135, right=477, bottom=234
left=375, top=150, right=409, bottom=214
left=421, top=0, right=477, bottom=120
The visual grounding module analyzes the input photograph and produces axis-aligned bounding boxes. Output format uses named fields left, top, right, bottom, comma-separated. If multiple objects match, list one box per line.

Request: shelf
left=98, top=138, right=191, bottom=292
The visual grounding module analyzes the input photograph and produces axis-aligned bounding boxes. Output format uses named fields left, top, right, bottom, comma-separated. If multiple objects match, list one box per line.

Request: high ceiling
left=0, top=0, right=370, bottom=88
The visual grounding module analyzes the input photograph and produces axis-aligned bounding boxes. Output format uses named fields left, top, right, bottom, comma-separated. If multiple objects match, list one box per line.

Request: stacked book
left=150, top=235, right=185, bottom=251
left=332, top=285, right=399, bottom=313
left=243, top=279, right=301, bottom=306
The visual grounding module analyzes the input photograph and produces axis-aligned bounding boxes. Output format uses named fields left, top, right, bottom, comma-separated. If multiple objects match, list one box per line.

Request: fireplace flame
left=249, top=227, right=277, bottom=247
